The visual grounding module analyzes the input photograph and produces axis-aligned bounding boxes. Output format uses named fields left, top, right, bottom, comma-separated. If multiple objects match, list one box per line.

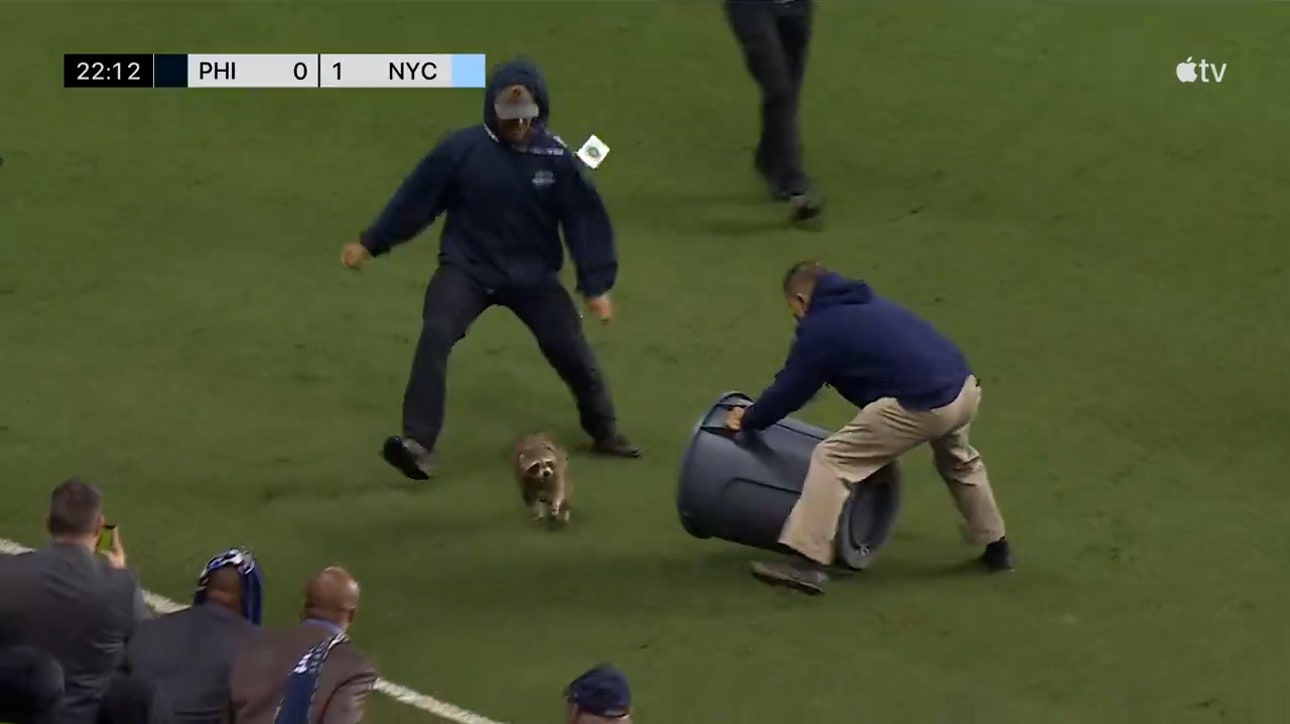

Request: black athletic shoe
left=789, top=192, right=824, bottom=223
left=750, top=560, right=829, bottom=595
left=981, top=537, right=1014, bottom=572
left=591, top=433, right=643, bottom=459
left=380, top=435, right=435, bottom=481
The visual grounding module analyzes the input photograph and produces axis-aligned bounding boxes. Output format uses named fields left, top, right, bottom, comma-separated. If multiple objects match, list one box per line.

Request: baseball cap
left=564, top=664, right=631, bottom=718
left=494, top=83, right=540, bottom=121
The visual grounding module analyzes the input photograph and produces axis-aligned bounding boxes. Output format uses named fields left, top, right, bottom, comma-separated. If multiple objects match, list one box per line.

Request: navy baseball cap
left=564, top=664, right=631, bottom=718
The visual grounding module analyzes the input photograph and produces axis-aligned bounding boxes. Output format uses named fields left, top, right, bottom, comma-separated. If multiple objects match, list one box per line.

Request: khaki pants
left=779, top=375, right=1005, bottom=565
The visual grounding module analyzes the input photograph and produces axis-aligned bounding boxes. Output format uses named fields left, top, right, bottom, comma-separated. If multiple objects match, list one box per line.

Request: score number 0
left=290, top=61, right=342, bottom=81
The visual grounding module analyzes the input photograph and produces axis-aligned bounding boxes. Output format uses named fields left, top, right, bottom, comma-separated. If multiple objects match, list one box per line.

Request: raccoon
left=511, top=432, right=572, bottom=527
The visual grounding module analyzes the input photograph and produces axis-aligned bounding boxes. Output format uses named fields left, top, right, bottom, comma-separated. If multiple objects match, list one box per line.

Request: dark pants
left=0, top=646, right=63, bottom=724
left=724, top=0, right=814, bottom=195
left=402, top=265, right=618, bottom=452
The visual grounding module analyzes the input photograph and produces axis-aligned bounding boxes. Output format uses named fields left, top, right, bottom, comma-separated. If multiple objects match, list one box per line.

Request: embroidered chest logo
left=532, top=170, right=555, bottom=189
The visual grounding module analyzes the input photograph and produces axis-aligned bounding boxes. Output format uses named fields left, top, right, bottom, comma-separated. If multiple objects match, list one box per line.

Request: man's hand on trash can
left=725, top=406, right=746, bottom=431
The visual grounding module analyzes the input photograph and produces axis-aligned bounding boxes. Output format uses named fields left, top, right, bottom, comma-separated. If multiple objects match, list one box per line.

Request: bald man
left=228, top=567, right=377, bottom=724
left=126, top=557, right=259, bottom=724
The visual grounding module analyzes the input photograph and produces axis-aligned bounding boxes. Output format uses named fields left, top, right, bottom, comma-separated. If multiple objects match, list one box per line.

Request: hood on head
left=808, top=272, right=874, bottom=311
left=483, top=57, right=550, bottom=131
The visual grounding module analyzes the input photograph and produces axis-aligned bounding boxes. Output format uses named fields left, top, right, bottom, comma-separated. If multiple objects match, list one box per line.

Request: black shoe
left=750, top=560, right=829, bottom=595
left=591, top=433, right=643, bottom=459
left=380, top=435, right=436, bottom=481
left=981, top=537, right=1014, bottom=572
left=788, top=192, right=823, bottom=223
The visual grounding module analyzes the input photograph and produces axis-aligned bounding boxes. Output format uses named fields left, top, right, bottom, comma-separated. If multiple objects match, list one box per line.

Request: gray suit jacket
left=0, top=542, right=150, bottom=724
left=126, top=603, right=257, bottom=724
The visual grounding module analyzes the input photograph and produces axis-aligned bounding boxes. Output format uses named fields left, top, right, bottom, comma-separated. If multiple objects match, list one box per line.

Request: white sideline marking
left=0, top=538, right=507, bottom=724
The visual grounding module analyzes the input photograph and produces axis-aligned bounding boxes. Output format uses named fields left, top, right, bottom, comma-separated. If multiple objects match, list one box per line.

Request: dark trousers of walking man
left=403, top=266, right=619, bottom=461
left=724, top=0, right=820, bottom=218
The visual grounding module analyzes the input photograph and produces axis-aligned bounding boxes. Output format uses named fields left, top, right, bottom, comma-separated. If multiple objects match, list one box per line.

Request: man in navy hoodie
left=727, top=261, right=1013, bottom=594
left=340, top=58, right=641, bottom=480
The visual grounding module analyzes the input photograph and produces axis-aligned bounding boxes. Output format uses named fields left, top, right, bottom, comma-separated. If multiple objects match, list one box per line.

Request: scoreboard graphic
left=63, top=53, right=487, bottom=88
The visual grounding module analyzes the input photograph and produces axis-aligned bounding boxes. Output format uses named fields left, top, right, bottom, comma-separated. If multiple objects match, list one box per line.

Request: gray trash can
left=676, top=391, right=901, bottom=569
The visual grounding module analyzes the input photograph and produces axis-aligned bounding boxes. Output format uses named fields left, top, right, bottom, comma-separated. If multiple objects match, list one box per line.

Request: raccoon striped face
left=524, top=458, right=556, bottom=480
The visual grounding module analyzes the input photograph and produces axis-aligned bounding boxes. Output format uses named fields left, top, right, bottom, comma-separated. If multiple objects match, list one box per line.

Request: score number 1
left=296, top=61, right=341, bottom=80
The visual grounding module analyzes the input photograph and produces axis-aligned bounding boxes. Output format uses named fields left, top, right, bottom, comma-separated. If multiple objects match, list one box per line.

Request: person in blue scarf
left=269, top=567, right=371, bottom=724
left=192, top=548, right=263, bottom=625
left=125, top=548, right=263, bottom=723
left=228, top=566, right=376, bottom=724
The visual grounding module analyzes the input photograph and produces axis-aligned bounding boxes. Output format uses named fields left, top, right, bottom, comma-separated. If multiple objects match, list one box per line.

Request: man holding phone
left=0, top=478, right=151, bottom=723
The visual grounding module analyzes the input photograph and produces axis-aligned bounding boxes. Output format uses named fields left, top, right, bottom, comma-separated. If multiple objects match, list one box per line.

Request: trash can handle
left=697, top=424, right=760, bottom=446
left=714, top=400, right=752, bottom=411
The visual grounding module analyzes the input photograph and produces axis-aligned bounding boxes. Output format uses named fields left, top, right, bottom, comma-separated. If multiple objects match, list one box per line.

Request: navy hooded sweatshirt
left=741, top=273, right=973, bottom=432
left=359, top=59, right=617, bottom=298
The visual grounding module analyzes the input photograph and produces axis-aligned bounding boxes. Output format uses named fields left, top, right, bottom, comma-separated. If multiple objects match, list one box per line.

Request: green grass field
left=3, top=1, right=1290, bottom=722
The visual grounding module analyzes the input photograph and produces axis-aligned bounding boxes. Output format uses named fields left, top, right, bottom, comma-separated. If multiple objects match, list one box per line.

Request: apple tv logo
left=1176, top=57, right=1227, bottom=84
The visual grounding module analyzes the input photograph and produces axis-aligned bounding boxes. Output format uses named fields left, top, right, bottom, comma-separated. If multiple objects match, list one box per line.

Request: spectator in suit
left=564, top=664, right=632, bottom=723
left=126, top=549, right=263, bottom=724
left=0, top=645, right=64, bottom=724
left=229, top=566, right=377, bottom=724
left=0, top=478, right=150, bottom=724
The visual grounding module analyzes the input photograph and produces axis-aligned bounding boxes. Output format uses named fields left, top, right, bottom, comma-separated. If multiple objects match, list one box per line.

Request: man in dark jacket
left=125, top=550, right=262, bottom=724
left=727, top=261, right=1013, bottom=594
left=723, top=0, right=822, bottom=222
left=341, top=57, right=642, bottom=480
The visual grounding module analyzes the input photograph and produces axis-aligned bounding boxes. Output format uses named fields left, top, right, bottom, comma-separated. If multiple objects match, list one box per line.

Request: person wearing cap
left=125, top=549, right=263, bottom=724
left=723, top=0, right=823, bottom=222
left=340, top=56, right=643, bottom=482
left=564, top=664, right=632, bottom=723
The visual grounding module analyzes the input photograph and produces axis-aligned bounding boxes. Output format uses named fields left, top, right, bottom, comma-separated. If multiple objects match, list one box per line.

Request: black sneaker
left=981, top=537, right=1014, bottom=572
left=750, top=560, right=829, bottom=595
left=591, top=433, right=643, bottom=459
left=380, top=435, right=436, bottom=481
left=789, top=192, right=823, bottom=223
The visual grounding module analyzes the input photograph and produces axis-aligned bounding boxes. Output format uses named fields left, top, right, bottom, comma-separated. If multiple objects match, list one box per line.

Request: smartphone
left=97, top=524, right=117, bottom=554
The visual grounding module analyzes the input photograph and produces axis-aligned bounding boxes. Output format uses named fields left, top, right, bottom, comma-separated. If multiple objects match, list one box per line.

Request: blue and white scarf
left=192, top=548, right=263, bottom=625
left=273, top=632, right=350, bottom=724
